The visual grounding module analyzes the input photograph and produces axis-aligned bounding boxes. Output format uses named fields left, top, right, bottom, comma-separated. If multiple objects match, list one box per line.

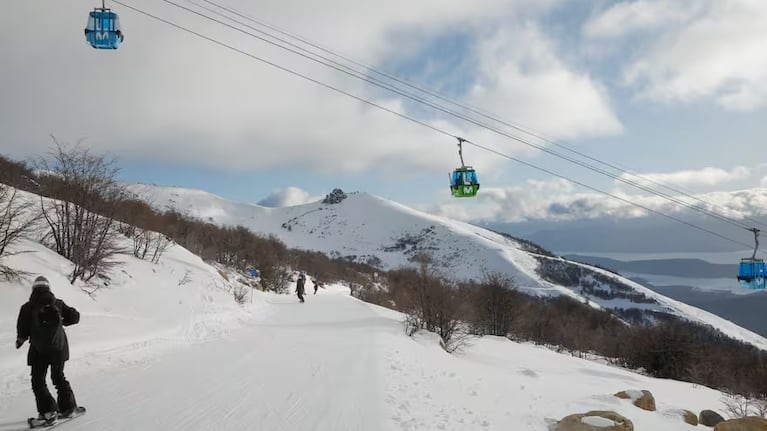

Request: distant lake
left=622, top=272, right=753, bottom=295
left=556, top=250, right=756, bottom=265
left=558, top=250, right=761, bottom=295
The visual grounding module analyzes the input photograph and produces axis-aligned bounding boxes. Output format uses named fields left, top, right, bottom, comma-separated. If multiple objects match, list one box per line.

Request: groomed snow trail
left=0, top=287, right=390, bottom=431
left=1, top=284, right=730, bottom=431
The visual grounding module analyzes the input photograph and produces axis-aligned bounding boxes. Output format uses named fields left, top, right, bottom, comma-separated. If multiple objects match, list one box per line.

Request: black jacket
left=17, top=286, right=80, bottom=365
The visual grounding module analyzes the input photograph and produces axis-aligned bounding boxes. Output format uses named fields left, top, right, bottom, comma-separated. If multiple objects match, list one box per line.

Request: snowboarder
left=16, top=276, right=81, bottom=426
left=313, top=279, right=318, bottom=295
left=296, top=273, right=306, bottom=303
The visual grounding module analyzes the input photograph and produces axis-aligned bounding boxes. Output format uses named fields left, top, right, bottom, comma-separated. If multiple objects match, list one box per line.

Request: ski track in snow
left=0, top=284, right=731, bottom=431
left=0, top=187, right=750, bottom=430
left=0, top=287, right=384, bottom=431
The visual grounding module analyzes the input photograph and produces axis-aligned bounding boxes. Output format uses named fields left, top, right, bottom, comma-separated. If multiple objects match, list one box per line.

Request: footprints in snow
left=385, top=350, right=492, bottom=430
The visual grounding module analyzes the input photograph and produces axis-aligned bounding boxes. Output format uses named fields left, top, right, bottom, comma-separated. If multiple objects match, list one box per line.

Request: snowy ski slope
left=0, top=242, right=734, bottom=431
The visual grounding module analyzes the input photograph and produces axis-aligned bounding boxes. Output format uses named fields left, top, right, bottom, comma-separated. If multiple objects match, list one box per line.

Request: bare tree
left=149, top=232, right=173, bottom=264
left=260, top=264, right=292, bottom=293
left=0, top=185, right=39, bottom=280
left=132, top=228, right=151, bottom=260
left=431, top=283, right=472, bottom=353
left=469, top=272, right=518, bottom=336
left=394, top=254, right=472, bottom=353
left=36, top=140, right=127, bottom=283
left=129, top=228, right=172, bottom=264
left=721, top=392, right=767, bottom=418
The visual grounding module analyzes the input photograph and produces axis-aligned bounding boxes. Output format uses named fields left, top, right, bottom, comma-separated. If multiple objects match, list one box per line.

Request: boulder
left=664, top=409, right=699, bottom=426
left=700, top=410, right=726, bottom=427
left=614, top=390, right=656, bottom=412
left=683, top=410, right=699, bottom=426
left=322, top=188, right=347, bottom=204
left=714, top=417, right=767, bottom=431
left=555, top=410, right=633, bottom=431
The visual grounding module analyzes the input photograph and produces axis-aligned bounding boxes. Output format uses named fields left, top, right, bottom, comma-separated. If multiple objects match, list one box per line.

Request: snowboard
left=28, top=406, right=86, bottom=429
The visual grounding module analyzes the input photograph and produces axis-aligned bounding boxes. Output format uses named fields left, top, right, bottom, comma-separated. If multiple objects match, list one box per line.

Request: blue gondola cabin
left=85, top=9, right=124, bottom=49
left=737, top=258, right=766, bottom=289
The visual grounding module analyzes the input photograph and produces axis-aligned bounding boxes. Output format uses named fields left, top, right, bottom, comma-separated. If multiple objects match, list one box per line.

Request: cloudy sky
left=2, top=0, right=766, bottom=233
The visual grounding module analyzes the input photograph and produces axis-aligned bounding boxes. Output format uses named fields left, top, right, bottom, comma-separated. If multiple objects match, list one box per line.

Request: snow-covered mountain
left=0, top=185, right=757, bottom=430
left=129, top=184, right=767, bottom=350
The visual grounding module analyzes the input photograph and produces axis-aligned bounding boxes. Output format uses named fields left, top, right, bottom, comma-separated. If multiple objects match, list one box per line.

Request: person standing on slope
left=296, top=273, right=306, bottom=303
left=16, top=276, right=81, bottom=425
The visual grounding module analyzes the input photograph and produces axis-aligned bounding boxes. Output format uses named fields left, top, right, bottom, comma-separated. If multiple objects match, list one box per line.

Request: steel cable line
left=193, top=0, right=767, bottom=232
left=460, top=137, right=755, bottom=249
left=150, top=0, right=757, bottom=232
left=111, top=0, right=454, bottom=140
left=112, top=0, right=755, bottom=249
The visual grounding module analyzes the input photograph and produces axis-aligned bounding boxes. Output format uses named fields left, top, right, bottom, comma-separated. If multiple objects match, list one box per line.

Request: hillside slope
left=0, top=186, right=751, bottom=431
left=130, top=184, right=767, bottom=350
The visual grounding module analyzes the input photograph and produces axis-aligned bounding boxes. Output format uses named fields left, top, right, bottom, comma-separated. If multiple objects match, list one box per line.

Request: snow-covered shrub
left=233, top=283, right=250, bottom=304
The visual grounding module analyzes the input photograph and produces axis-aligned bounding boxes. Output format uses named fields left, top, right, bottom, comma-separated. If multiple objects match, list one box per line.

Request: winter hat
left=32, top=276, right=50, bottom=291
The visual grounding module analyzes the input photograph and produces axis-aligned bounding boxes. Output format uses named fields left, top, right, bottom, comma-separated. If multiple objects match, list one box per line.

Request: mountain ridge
left=128, top=183, right=767, bottom=351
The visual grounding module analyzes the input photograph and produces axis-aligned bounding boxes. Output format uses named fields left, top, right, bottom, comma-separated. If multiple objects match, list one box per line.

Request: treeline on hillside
left=0, top=145, right=374, bottom=290
left=354, top=257, right=767, bottom=399
left=4, top=146, right=767, bottom=400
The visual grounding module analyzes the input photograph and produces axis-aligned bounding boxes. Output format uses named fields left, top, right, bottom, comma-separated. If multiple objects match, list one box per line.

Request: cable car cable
left=151, top=0, right=757, bottom=232
left=192, top=0, right=767, bottom=231
left=111, top=0, right=453, bottom=140
left=111, top=0, right=756, bottom=250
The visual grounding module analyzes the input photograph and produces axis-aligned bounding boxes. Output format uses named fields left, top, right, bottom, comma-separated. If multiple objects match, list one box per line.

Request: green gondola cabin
left=449, top=167, right=479, bottom=198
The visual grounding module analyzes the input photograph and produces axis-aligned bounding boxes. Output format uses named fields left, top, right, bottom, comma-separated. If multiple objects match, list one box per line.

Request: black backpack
left=30, top=302, right=65, bottom=354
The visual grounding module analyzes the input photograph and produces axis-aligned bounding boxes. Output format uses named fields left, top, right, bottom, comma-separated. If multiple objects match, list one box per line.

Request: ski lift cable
left=192, top=0, right=767, bottom=232
left=111, top=0, right=755, bottom=250
left=150, top=0, right=756, bottom=232
left=462, top=136, right=756, bottom=250
left=111, top=0, right=453, bottom=139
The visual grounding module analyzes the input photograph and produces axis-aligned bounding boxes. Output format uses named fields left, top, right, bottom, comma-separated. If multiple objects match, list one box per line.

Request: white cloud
left=583, top=1, right=698, bottom=39
left=433, top=164, right=767, bottom=223
left=258, top=187, right=320, bottom=207
left=618, top=166, right=751, bottom=189
left=588, top=0, right=767, bottom=111
left=468, top=24, right=623, bottom=141
left=0, top=0, right=619, bottom=176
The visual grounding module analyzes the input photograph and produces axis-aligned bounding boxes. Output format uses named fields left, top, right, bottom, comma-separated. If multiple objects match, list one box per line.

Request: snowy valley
left=130, top=184, right=767, bottom=350
left=4, top=0, right=767, bottom=428
left=0, top=183, right=764, bottom=430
